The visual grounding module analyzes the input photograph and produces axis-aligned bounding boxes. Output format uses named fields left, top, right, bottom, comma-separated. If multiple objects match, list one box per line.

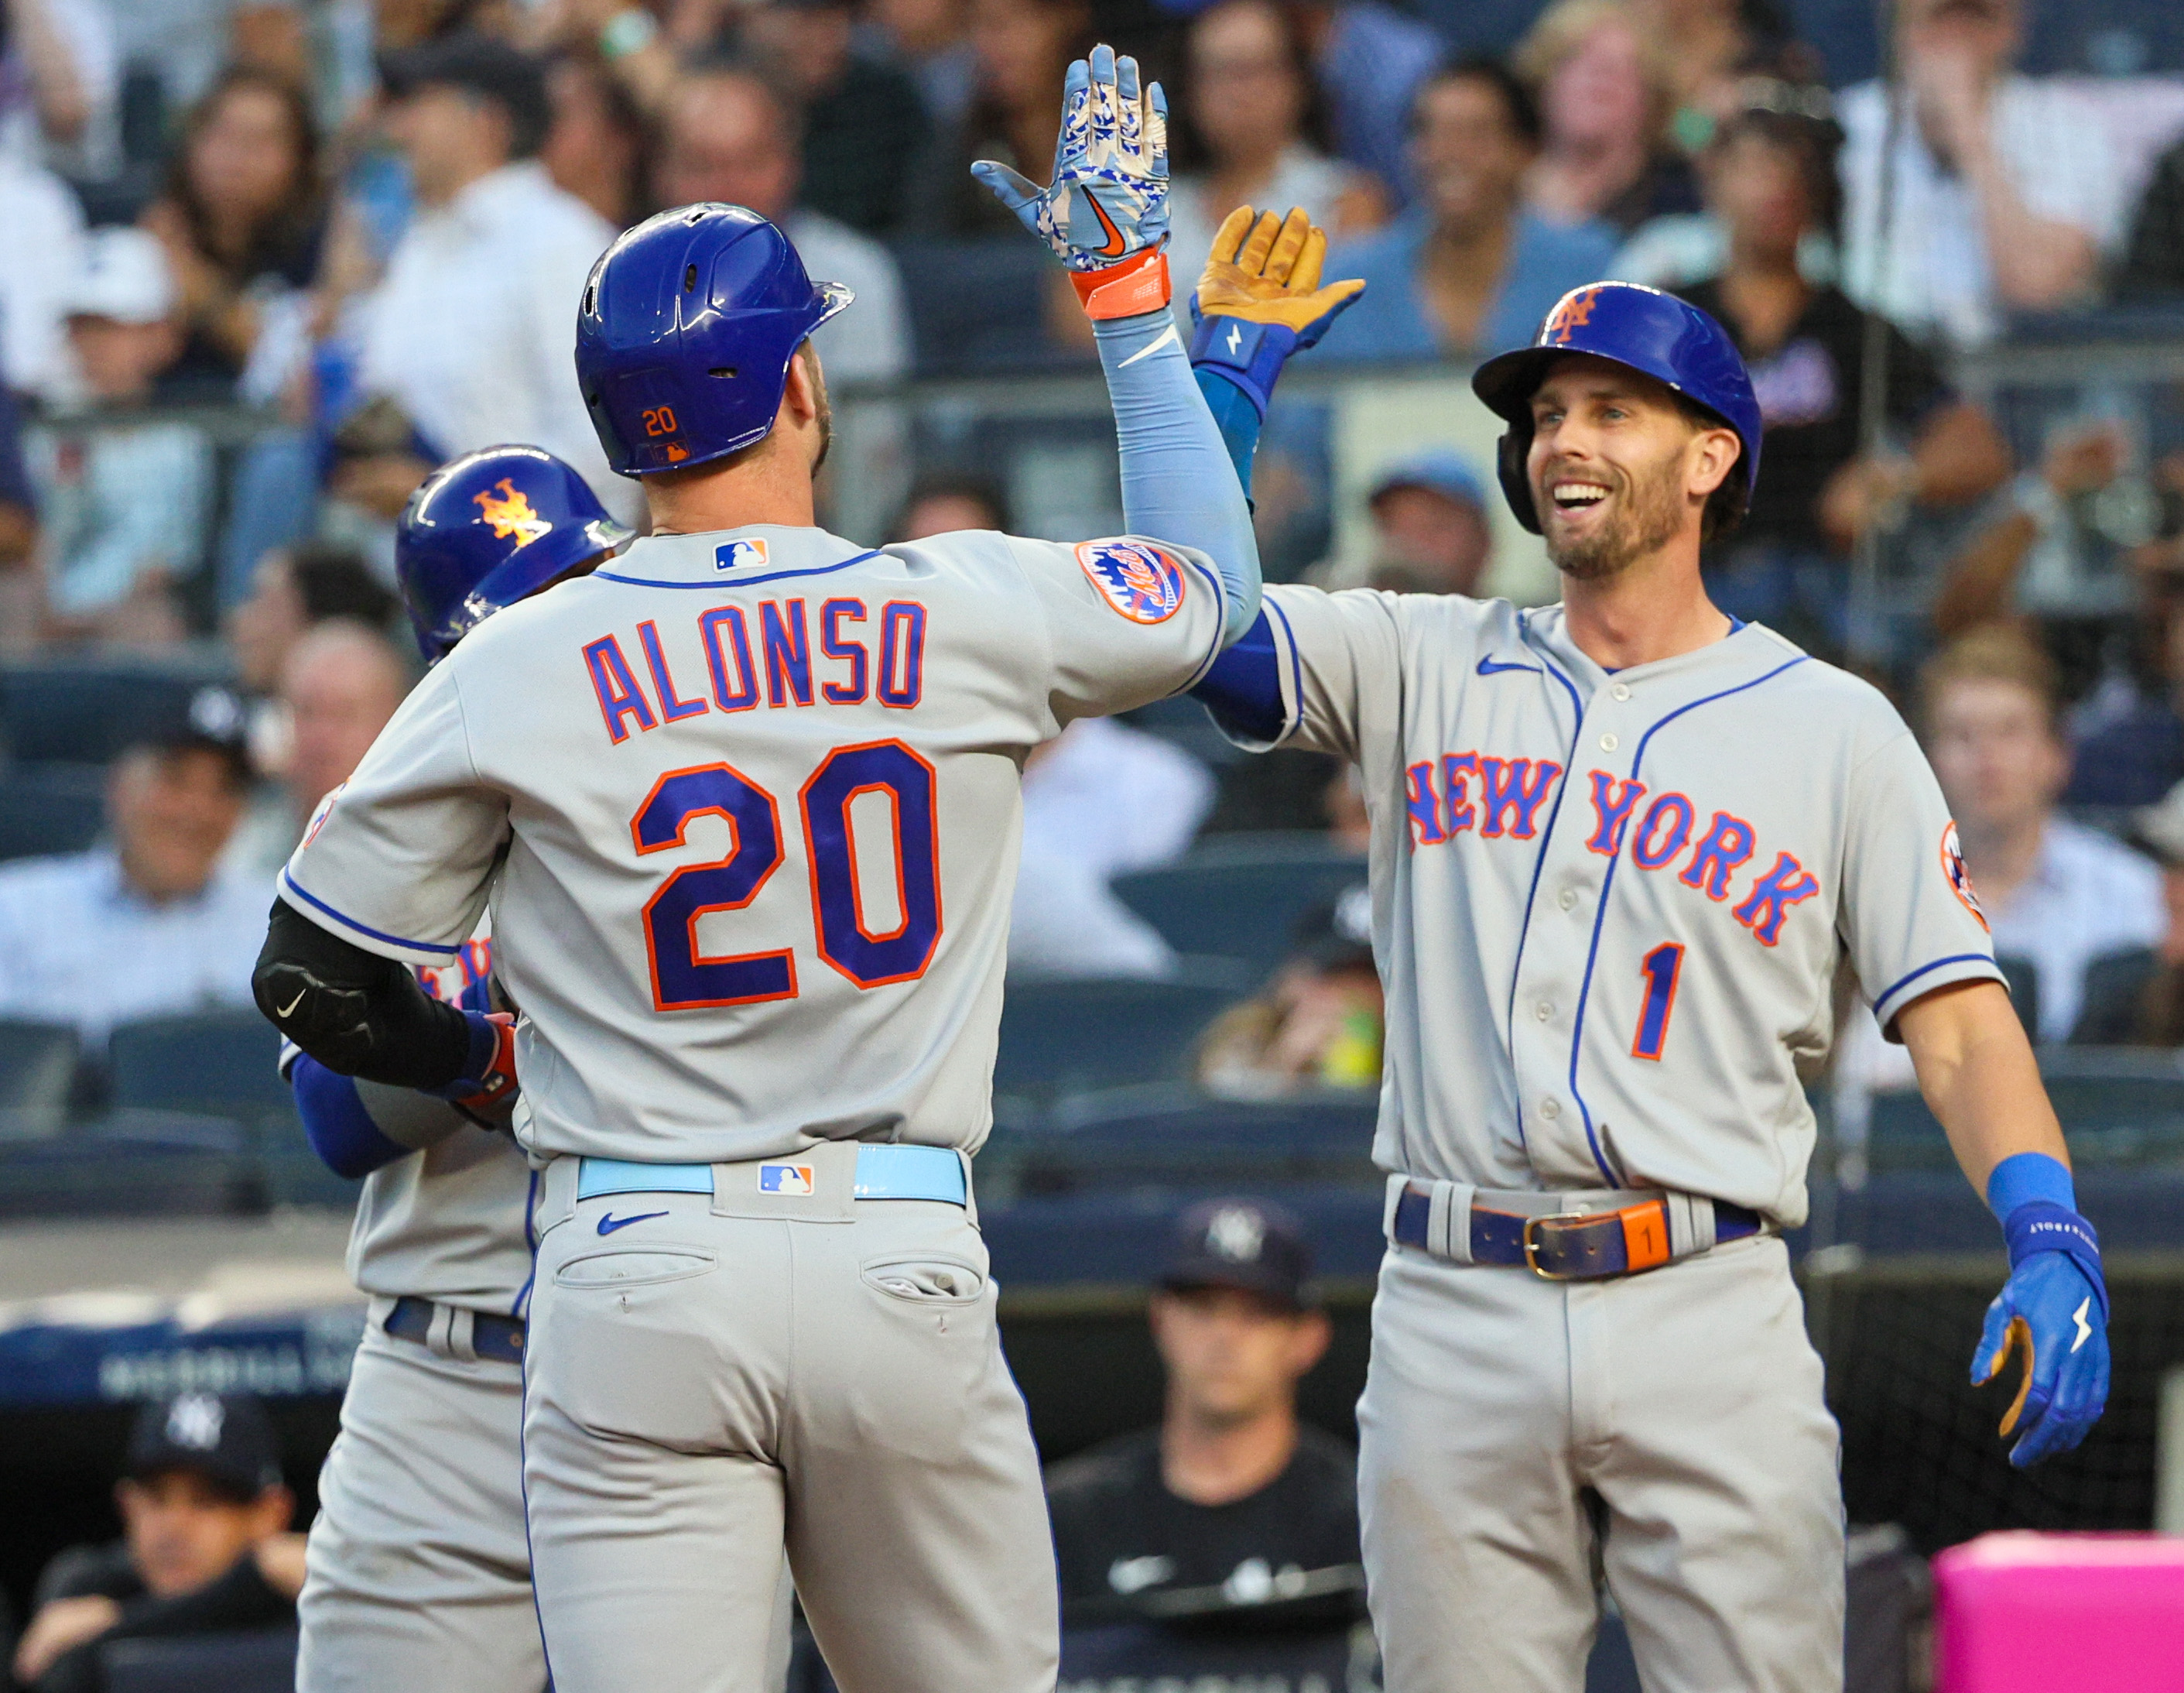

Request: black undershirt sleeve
left=253, top=901, right=474, bottom=1090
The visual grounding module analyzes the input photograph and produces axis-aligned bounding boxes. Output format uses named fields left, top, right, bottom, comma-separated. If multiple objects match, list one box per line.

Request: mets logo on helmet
left=1076, top=540, right=1186, bottom=625
left=1543, top=286, right=1603, bottom=345
left=473, top=479, right=554, bottom=548
left=1940, top=821, right=1988, bottom=931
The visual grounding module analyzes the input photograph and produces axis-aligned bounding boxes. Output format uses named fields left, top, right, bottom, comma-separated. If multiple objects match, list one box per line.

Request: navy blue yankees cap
left=1160, top=1197, right=1316, bottom=1311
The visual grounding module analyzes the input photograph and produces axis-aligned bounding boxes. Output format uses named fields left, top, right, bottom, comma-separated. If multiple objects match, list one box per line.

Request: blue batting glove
left=1971, top=1203, right=2110, bottom=1468
left=971, top=44, right=1169, bottom=271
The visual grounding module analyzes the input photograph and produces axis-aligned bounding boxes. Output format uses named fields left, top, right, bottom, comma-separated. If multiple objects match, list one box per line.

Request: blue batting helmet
left=1470, top=282, right=1762, bottom=536
left=396, top=445, right=632, bottom=663
left=574, top=204, right=853, bottom=477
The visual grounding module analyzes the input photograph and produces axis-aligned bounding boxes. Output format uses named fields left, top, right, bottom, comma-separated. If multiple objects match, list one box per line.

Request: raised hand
left=1194, top=204, right=1365, bottom=346
left=971, top=44, right=1169, bottom=272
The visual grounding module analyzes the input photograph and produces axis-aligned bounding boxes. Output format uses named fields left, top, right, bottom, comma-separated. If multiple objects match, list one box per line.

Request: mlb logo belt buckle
left=758, top=1162, right=817, bottom=1196
left=1521, top=1201, right=1673, bottom=1281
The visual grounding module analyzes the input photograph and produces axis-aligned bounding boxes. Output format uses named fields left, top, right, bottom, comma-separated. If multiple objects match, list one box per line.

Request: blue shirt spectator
left=1312, top=0, right=1445, bottom=206
left=1316, top=60, right=1619, bottom=364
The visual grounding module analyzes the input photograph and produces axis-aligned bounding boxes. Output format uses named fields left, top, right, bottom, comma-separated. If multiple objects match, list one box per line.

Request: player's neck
left=1559, top=548, right=1732, bottom=673
left=1159, top=1400, right=1299, bottom=1508
left=644, top=447, right=819, bottom=536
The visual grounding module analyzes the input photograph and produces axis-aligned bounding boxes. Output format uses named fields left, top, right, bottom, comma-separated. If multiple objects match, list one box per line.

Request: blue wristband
left=1187, top=313, right=1299, bottom=421
left=1986, top=1150, right=2076, bottom=1219
left=2001, top=1201, right=2109, bottom=1322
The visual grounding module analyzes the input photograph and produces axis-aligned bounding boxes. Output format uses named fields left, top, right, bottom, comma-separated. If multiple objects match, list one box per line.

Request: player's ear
left=1687, top=424, right=1741, bottom=500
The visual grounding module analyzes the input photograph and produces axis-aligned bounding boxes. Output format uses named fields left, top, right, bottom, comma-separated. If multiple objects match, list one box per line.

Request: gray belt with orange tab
left=1386, top=1175, right=1765, bottom=1280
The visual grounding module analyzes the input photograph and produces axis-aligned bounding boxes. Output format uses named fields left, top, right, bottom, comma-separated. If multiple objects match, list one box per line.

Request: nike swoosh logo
left=2071, top=1295, right=2093, bottom=1353
left=1118, top=323, right=1181, bottom=367
left=1477, top=656, right=1542, bottom=677
left=597, top=1210, right=669, bottom=1236
left=276, top=990, right=306, bottom=1019
left=1084, top=190, right=1128, bottom=259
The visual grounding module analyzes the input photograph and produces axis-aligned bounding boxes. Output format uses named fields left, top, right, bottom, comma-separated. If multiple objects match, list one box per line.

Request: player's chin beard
left=1542, top=460, right=1685, bottom=582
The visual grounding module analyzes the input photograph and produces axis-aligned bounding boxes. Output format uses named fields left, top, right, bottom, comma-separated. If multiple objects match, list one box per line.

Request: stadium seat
left=994, top=975, right=1248, bottom=1103
left=0, top=1018, right=80, bottom=1120
left=1861, top=1047, right=2184, bottom=1171
left=1111, top=837, right=1368, bottom=984
left=0, top=763, right=107, bottom=861
left=102, top=1626, right=298, bottom=1693
left=1002, top=1085, right=1381, bottom=1194
left=107, top=1009, right=291, bottom=1119
left=0, top=1111, right=256, bottom=1219
left=0, top=660, right=231, bottom=765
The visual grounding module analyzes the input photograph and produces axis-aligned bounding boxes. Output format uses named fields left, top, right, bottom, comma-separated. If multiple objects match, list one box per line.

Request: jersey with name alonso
left=1242, top=587, right=2001, bottom=1225
left=279, top=524, right=1227, bottom=1166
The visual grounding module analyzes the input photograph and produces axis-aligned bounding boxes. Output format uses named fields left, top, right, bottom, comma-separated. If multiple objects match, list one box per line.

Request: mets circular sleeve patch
left=1941, top=821, right=1988, bottom=930
left=1076, top=540, right=1188, bottom=624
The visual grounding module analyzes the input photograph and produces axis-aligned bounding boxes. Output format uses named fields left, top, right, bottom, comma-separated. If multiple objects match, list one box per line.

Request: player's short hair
left=1917, top=625, right=2061, bottom=735
left=1415, top=57, right=1542, bottom=150
left=286, top=541, right=398, bottom=629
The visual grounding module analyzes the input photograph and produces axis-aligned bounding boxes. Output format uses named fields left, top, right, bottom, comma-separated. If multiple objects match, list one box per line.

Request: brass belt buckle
left=1521, top=1214, right=1576, bottom=1280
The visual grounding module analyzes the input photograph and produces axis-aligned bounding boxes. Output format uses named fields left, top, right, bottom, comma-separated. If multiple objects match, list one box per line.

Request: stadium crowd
left=1, top=0, right=2183, bottom=1085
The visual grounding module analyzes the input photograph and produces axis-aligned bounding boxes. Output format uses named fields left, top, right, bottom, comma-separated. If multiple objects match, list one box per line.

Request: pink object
left=1934, top=1532, right=2184, bottom=1692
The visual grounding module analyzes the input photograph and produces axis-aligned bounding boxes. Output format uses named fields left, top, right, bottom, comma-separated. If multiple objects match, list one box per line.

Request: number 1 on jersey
left=1631, top=941, right=1685, bottom=1061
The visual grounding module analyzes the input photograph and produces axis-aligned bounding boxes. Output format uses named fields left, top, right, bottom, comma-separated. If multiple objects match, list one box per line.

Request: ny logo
left=1545, top=286, right=1603, bottom=345
left=472, top=478, right=553, bottom=547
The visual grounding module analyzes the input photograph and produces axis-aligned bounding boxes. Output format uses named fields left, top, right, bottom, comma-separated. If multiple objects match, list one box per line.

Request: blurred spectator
left=1922, top=626, right=2163, bottom=1044
left=26, top=227, right=211, bottom=646
left=0, top=689, right=265, bottom=1042
left=1838, top=0, right=2121, bottom=347
left=0, top=379, right=36, bottom=649
left=138, top=67, right=325, bottom=401
left=869, top=0, right=977, bottom=140
left=2090, top=781, right=2184, bottom=1047
left=1293, top=0, right=1443, bottom=210
left=1165, top=0, right=1386, bottom=292
left=917, top=0, right=1087, bottom=235
left=1628, top=0, right=1799, bottom=146
left=1514, top=0, right=1700, bottom=237
left=892, top=470, right=1010, bottom=540
left=1931, top=423, right=2130, bottom=638
left=2117, top=129, right=2184, bottom=301
left=2066, top=542, right=2184, bottom=810
left=1357, top=452, right=1491, bottom=595
left=358, top=33, right=629, bottom=523
left=658, top=65, right=909, bottom=386
left=226, top=541, right=399, bottom=696
left=1044, top=1198, right=1357, bottom=1626
left=1674, top=98, right=2008, bottom=654
left=742, top=0, right=929, bottom=235
left=1009, top=716, right=1214, bottom=978
left=0, top=142, right=86, bottom=399
left=1197, top=887, right=1381, bottom=1095
left=1, top=0, right=120, bottom=180
left=278, top=618, right=409, bottom=840
left=13, top=1393, right=303, bottom=1693
left=1317, top=62, right=1620, bottom=363
left=541, top=51, right=651, bottom=228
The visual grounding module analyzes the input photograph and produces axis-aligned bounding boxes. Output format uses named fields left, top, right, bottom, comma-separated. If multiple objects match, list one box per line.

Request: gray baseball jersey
left=1241, top=586, right=2001, bottom=1225
left=278, top=523, right=1226, bottom=1163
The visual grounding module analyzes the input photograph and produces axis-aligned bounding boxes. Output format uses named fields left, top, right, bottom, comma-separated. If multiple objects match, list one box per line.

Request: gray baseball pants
left=1357, top=1232, right=1843, bottom=1693
left=297, top=1313, right=546, bottom=1693
left=523, top=1143, right=1059, bottom=1693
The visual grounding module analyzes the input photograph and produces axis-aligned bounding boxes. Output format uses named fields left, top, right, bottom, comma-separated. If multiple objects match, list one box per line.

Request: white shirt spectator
left=0, top=149, right=86, bottom=396
left=358, top=159, right=630, bottom=519
left=0, top=0, right=119, bottom=178
left=0, top=848, right=269, bottom=1041
left=1985, top=815, right=2165, bottom=1045
left=1838, top=77, right=2124, bottom=348
left=1009, top=717, right=1214, bottom=979
left=786, top=208, right=909, bottom=386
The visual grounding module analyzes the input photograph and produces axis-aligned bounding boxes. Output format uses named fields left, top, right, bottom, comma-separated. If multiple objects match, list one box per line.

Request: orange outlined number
left=642, top=406, right=680, bottom=437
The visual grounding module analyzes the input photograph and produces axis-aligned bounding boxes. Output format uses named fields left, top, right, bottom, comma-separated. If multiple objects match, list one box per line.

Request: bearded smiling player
left=1185, top=279, right=2111, bottom=1691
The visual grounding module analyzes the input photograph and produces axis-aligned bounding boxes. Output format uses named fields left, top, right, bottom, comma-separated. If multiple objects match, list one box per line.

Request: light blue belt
left=575, top=1144, right=967, bottom=1205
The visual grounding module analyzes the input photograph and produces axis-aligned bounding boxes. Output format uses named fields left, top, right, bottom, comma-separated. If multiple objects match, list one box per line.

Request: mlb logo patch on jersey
left=716, top=537, right=771, bottom=572
left=757, top=1162, right=816, bottom=1196
left=1941, top=821, right=1988, bottom=930
left=1077, top=540, right=1186, bottom=624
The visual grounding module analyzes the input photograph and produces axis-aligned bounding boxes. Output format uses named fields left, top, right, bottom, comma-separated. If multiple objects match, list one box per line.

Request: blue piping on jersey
left=593, top=548, right=884, bottom=591
left=1498, top=615, right=1587, bottom=1159
left=1267, top=595, right=1306, bottom=745
left=1174, top=552, right=1233, bottom=692
left=1871, top=951, right=1997, bottom=1026
left=1565, top=653, right=1810, bottom=1187
left=512, top=1165, right=539, bottom=1321
left=280, top=869, right=462, bottom=958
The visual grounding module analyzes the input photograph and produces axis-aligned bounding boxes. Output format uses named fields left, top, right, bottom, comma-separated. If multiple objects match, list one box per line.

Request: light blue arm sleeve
left=1093, top=310, right=1262, bottom=645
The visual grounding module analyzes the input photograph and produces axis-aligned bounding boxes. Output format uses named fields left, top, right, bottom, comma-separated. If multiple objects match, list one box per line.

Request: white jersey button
left=1599, top=732, right=1620, bottom=752
left=1611, top=683, right=1631, bottom=701
left=1539, top=1098, right=1561, bottom=1119
left=1535, top=1001, right=1553, bottom=1021
left=1558, top=888, right=1577, bottom=910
